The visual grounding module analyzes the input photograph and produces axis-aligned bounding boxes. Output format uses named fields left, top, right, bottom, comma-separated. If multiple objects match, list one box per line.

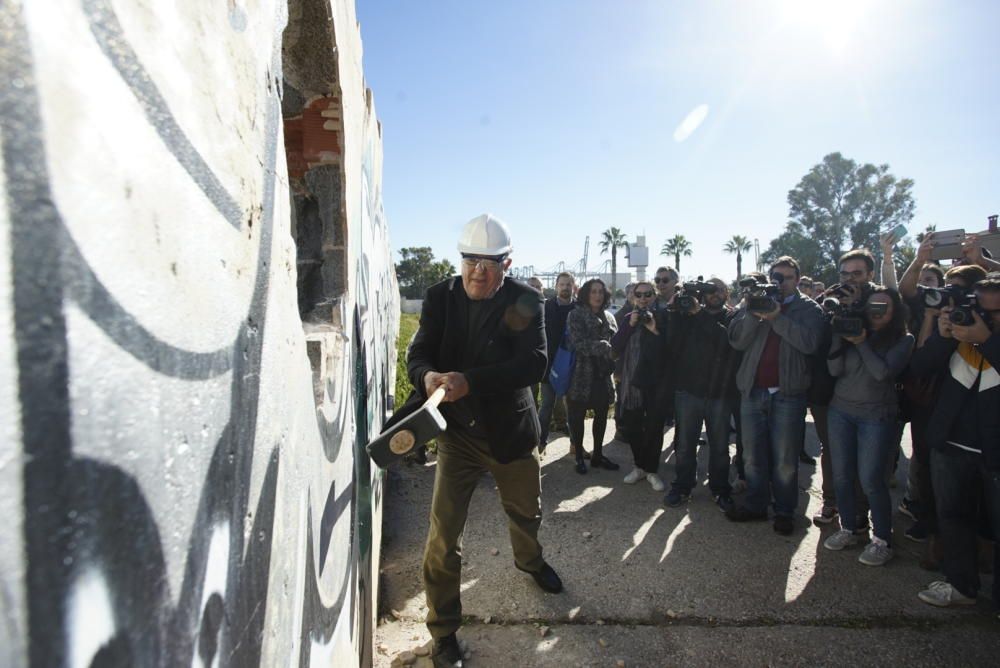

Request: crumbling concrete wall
left=0, top=0, right=397, bottom=665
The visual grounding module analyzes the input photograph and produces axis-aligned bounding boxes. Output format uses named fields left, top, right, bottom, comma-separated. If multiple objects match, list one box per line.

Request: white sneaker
left=858, top=538, right=894, bottom=566
left=646, top=474, right=665, bottom=492
left=823, top=529, right=861, bottom=551
left=918, top=581, right=977, bottom=607
left=623, top=468, right=645, bottom=484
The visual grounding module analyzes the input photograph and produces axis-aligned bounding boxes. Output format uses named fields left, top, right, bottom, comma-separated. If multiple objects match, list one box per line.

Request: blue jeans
left=827, top=405, right=894, bottom=541
left=672, top=391, right=732, bottom=496
left=740, top=388, right=807, bottom=517
left=932, top=446, right=1000, bottom=605
left=538, top=381, right=571, bottom=445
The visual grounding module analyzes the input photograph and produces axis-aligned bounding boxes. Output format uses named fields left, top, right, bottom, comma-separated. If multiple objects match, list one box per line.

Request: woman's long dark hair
left=577, top=278, right=611, bottom=311
left=866, top=287, right=909, bottom=350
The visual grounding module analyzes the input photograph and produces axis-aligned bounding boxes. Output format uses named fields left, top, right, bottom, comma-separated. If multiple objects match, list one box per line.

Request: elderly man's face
left=654, top=271, right=677, bottom=298
left=461, top=255, right=509, bottom=300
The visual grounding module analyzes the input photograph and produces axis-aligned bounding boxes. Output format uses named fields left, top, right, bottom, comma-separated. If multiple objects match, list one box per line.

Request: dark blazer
left=910, top=330, right=1000, bottom=471
left=406, top=276, right=547, bottom=463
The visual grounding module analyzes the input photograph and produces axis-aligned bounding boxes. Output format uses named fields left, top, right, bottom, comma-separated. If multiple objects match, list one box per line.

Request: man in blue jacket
left=539, top=271, right=577, bottom=451
left=910, top=273, right=1000, bottom=609
left=407, top=214, right=562, bottom=667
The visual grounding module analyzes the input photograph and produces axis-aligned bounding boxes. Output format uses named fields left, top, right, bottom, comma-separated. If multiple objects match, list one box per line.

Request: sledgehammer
left=366, top=387, right=448, bottom=467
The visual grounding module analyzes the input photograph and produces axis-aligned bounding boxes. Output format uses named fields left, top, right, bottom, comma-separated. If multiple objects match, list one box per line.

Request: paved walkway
left=375, top=419, right=998, bottom=667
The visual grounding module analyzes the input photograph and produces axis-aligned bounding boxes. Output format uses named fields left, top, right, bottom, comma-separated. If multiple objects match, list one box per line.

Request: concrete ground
left=375, top=418, right=999, bottom=667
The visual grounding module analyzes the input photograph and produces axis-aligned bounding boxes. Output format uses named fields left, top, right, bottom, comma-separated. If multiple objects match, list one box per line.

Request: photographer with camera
left=612, top=281, right=671, bottom=492
left=725, top=256, right=825, bottom=535
left=663, top=278, right=741, bottom=510
left=821, top=289, right=914, bottom=566
left=897, top=264, right=988, bottom=559
left=909, top=273, right=1000, bottom=609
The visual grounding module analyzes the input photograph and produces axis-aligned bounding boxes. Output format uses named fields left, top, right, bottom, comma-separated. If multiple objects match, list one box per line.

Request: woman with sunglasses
left=566, top=279, right=620, bottom=474
left=612, top=281, right=670, bottom=491
left=823, top=288, right=914, bottom=566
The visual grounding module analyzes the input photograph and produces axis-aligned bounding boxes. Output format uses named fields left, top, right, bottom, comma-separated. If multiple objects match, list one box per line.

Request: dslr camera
left=740, top=275, right=781, bottom=313
left=946, top=291, right=988, bottom=326
left=922, top=284, right=966, bottom=310
left=635, top=308, right=654, bottom=325
left=822, top=283, right=877, bottom=337
left=674, top=276, right=718, bottom=313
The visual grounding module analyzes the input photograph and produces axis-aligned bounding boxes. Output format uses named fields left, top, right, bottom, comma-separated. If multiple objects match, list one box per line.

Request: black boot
left=590, top=448, right=619, bottom=470
left=574, top=450, right=587, bottom=474
left=431, top=633, right=463, bottom=667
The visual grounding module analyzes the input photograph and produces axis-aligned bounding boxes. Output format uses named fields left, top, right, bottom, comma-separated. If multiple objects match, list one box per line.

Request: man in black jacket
left=538, top=271, right=577, bottom=450
left=407, top=214, right=562, bottom=667
left=910, top=274, right=1000, bottom=610
left=663, top=278, right=741, bottom=510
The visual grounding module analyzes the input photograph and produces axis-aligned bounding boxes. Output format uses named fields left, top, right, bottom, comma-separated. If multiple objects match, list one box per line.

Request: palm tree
left=723, top=235, right=753, bottom=280
left=661, top=235, right=693, bottom=274
left=599, top=227, right=629, bottom=296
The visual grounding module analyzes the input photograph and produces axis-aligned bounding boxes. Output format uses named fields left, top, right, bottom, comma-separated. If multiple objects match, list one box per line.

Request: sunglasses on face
left=461, top=256, right=503, bottom=272
left=633, top=291, right=654, bottom=298
left=654, top=277, right=675, bottom=284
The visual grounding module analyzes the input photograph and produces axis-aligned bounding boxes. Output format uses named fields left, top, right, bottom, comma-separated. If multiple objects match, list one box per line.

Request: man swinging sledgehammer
left=405, top=214, right=563, bottom=667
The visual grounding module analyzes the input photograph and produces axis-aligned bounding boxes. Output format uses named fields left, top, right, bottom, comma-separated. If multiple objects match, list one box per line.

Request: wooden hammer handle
left=425, top=386, right=447, bottom=410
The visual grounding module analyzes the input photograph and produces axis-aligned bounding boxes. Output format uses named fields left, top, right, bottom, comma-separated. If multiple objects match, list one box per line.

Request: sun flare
left=776, top=0, right=872, bottom=58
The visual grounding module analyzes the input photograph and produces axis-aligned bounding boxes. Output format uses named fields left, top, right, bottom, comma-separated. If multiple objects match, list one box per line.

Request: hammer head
left=366, top=400, right=447, bottom=468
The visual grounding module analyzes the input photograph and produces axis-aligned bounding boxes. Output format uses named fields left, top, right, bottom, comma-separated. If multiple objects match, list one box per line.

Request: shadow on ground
left=375, top=417, right=998, bottom=667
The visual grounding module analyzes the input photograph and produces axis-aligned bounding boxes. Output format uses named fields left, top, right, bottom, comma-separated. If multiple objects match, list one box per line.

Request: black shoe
left=898, top=497, right=920, bottom=520
left=664, top=489, right=690, bottom=507
left=725, top=505, right=768, bottom=522
left=773, top=515, right=795, bottom=535
left=714, top=494, right=735, bottom=513
left=905, top=521, right=929, bottom=543
left=431, top=633, right=463, bottom=667
left=591, top=454, right=620, bottom=471
left=516, top=561, right=563, bottom=593
left=574, top=458, right=587, bottom=474
left=798, top=452, right=816, bottom=466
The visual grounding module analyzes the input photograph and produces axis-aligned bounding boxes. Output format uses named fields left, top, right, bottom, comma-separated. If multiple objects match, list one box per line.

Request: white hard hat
left=457, top=214, right=513, bottom=256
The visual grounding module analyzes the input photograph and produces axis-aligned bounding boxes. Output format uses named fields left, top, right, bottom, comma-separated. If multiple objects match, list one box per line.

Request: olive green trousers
left=423, top=429, right=544, bottom=638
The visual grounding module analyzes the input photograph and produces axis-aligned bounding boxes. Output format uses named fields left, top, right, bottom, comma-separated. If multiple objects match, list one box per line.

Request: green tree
left=761, top=222, right=829, bottom=282
left=789, top=152, right=914, bottom=268
left=722, top=235, right=753, bottom=281
left=599, top=227, right=629, bottom=296
left=764, top=153, right=916, bottom=282
left=661, top=234, right=693, bottom=274
left=395, top=247, right=456, bottom=299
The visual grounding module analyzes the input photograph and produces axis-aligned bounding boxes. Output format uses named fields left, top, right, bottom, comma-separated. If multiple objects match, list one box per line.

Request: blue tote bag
left=548, top=322, right=575, bottom=397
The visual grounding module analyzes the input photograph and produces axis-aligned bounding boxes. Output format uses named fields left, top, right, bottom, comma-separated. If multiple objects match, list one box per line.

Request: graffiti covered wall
left=0, top=0, right=397, bottom=665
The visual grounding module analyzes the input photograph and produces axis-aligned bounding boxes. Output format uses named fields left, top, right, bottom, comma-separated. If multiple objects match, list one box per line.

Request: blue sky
left=356, top=0, right=1000, bottom=283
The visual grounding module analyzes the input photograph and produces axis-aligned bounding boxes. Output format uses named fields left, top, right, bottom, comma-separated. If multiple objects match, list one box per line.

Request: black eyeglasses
left=633, top=291, right=654, bottom=298
left=654, top=277, right=675, bottom=284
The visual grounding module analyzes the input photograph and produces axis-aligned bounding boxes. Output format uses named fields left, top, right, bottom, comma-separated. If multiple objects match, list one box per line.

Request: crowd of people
left=532, top=232, right=1000, bottom=609
left=403, top=214, right=998, bottom=667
